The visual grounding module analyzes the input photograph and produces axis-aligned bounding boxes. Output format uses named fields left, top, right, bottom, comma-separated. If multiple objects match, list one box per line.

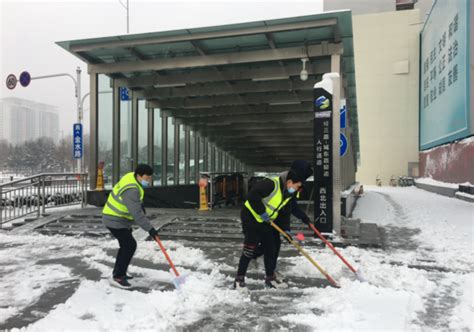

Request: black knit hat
left=288, top=160, right=313, bottom=183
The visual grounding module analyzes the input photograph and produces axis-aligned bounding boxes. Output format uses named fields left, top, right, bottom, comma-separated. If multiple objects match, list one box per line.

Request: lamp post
left=31, top=67, right=83, bottom=173
left=119, top=0, right=130, bottom=33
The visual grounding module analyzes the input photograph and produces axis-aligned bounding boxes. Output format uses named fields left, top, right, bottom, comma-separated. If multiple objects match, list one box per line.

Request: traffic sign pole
left=27, top=70, right=83, bottom=173
left=5, top=69, right=85, bottom=174
left=76, top=67, right=82, bottom=173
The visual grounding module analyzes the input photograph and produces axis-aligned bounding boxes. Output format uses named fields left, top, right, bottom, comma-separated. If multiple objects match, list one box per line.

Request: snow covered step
left=0, top=223, right=13, bottom=230
left=11, top=220, right=26, bottom=227
left=341, top=218, right=361, bottom=239
left=158, top=231, right=243, bottom=241
left=358, top=223, right=381, bottom=248
left=166, top=224, right=239, bottom=231
left=415, top=181, right=457, bottom=197
left=455, top=191, right=474, bottom=203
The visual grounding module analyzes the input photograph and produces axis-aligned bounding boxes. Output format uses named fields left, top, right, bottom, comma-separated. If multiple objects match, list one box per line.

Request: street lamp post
left=119, top=0, right=130, bottom=33
left=31, top=67, right=83, bottom=173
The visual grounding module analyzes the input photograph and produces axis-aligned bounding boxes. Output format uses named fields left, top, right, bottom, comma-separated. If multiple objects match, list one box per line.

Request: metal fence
left=0, top=173, right=88, bottom=226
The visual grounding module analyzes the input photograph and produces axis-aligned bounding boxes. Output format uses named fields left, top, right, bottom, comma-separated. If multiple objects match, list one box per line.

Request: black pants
left=253, top=228, right=281, bottom=268
left=107, top=227, right=137, bottom=278
left=236, top=213, right=277, bottom=279
left=253, top=215, right=288, bottom=271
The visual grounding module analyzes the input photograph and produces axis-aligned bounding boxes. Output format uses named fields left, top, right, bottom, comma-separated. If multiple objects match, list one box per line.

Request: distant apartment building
left=0, top=97, right=59, bottom=145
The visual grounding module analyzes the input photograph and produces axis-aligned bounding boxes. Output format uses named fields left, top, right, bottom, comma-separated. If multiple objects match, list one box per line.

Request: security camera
left=300, top=69, right=308, bottom=81
left=300, top=58, right=309, bottom=81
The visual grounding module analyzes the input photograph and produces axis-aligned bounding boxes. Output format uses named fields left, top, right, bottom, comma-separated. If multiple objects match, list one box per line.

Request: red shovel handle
left=154, top=235, right=180, bottom=277
left=309, top=223, right=357, bottom=274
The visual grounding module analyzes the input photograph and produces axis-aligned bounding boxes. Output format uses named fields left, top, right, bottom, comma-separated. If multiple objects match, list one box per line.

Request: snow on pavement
left=0, top=186, right=472, bottom=330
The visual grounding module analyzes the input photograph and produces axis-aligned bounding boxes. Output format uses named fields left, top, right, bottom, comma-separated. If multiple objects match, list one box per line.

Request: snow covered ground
left=0, top=186, right=472, bottom=330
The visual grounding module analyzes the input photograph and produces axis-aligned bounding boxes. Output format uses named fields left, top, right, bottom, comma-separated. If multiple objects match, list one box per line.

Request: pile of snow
left=281, top=280, right=424, bottom=330
left=0, top=186, right=472, bottom=330
left=27, top=271, right=247, bottom=331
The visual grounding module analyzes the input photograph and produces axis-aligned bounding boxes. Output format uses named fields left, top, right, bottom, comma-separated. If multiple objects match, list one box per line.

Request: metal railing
left=0, top=173, right=88, bottom=226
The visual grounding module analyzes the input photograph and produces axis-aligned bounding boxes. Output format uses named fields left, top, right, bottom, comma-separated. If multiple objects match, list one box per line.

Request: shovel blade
left=355, top=269, right=367, bottom=282
left=172, top=275, right=187, bottom=290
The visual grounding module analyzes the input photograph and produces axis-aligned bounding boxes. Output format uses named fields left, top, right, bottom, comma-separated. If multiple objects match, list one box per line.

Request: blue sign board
left=19, top=71, right=31, bottom=87
left=120, top=87, right=130, bottom=101
left=340, top=133, right=348, bottom=156
left=340, top=103, right=347, bottom=129
left=420, top=0, right=471, bottom=150
left=73, top=123, right=83, bottom=159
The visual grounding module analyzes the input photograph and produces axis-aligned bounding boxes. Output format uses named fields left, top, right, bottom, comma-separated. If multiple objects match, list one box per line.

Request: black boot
left=264, top=274, right=288, bottom=289
left=233, top=276, right=248, bottom=292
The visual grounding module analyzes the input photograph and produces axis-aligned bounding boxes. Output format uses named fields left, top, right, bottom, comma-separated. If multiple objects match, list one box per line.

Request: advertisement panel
left=420, top=0, right=471, bottom=150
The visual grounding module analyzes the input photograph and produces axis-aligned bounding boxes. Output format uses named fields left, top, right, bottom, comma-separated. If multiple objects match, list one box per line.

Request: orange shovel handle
left=154, top=235, right=180, bottom=277
left=308, top=223, right=357, bottom=274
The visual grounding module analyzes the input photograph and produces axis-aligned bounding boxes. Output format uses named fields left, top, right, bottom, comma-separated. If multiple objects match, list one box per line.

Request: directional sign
left=73, top=123, right=83, bottom=159
left=340, top=132, right=348, bottom=156
left=19, top=71, right=31, bottom=87
left=340, top=104, right=347, bottom=129
left=120, top=87, right=130, bottom=101
left=313, top=87, right=333, bottom=233
left=6, top=74, right=17, bottom=90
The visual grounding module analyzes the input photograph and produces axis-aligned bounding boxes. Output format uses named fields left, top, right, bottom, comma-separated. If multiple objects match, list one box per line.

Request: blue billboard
left=420, top=0, right=471, bottom=150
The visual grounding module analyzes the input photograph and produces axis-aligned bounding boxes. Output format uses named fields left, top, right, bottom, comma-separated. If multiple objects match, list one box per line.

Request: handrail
left=1, top=173, right=88, bottom=226
left=0, top=173, right=88, bottom=188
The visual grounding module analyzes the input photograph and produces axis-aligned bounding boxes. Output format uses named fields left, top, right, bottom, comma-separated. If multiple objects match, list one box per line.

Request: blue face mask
left=288, top=187, right=296, bottom=194
left=140, top=179, right=150, bottom=188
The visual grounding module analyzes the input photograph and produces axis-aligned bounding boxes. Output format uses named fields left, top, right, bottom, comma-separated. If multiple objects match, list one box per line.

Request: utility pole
left=119, top=0, right=130, bottom=33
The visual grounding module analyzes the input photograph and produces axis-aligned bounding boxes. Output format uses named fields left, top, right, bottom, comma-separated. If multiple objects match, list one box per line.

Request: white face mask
left=288, top=187, right=296, bottom=194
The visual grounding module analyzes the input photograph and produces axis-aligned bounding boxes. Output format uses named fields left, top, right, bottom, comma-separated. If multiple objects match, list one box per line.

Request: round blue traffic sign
left=340, top=133, right=348, bottom=156
left=19, top=71, right=31, bottom=87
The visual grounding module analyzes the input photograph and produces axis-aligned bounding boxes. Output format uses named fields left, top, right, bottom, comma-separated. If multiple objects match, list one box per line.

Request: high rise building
left=0, top=97, right=59, bottom=145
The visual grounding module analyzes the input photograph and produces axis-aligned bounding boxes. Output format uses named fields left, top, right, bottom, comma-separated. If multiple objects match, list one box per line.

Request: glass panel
left=138, top=100, right=147, bottom=165
left=179, top=124, right=185, bottom=184
left=167, top=117, right=174, bottom=185
left=153, top=109, right=162, bottom=186
left=98, top=75, right=113, bottom=188
left=120, top=95, right=132, bottom=178
left=189, top=131, right=195, bottom=184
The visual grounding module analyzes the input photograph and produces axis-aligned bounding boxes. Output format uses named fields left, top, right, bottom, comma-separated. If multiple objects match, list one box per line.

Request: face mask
left=288, top=187, right=296, bottom=194
left=140, top=179, right=150, bottom=188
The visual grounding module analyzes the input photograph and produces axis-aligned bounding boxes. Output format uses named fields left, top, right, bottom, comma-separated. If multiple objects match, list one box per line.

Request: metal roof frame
left=57, top=10, right=359, bottom=168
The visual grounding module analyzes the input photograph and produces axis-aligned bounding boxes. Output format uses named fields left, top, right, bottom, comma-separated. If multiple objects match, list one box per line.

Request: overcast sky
left=1, top=0, right=324, bottom=136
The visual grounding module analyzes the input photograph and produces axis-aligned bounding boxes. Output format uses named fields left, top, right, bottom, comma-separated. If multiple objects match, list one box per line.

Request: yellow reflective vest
left=102, top=172, right=144, bottom=220
left=244, top=176, right=292, bottom=223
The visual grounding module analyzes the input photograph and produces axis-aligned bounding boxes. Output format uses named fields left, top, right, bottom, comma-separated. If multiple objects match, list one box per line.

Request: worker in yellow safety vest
left=102, top=164, right=159, bottom=289
left=234, top=160, right=313, bottom=291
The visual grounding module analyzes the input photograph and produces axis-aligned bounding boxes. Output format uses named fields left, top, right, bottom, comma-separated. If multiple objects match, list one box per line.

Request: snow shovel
left=153, top=235, right=186, bottom=289
left=269, top=221, right=340, bottom=288
left=308, top=223, right=366, bottom=282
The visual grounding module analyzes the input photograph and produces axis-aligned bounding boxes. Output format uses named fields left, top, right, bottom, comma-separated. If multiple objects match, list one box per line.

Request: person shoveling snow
left=233, top=160, right=336, bottom=290
left=102, top=164, right=165, bottom=290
